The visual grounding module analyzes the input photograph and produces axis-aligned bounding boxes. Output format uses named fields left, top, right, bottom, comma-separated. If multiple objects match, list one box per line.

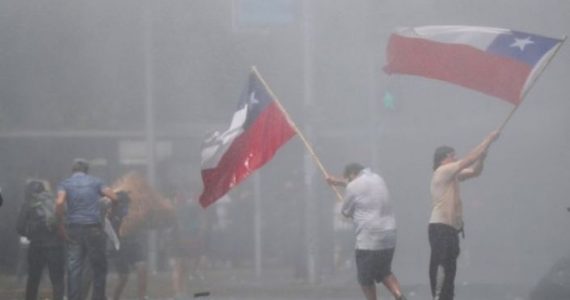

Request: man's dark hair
left=343, top=163, right=365, bottom=179
left=433, top=146, right=455, bottom=171
left=72, top=159, right=89, bottom=174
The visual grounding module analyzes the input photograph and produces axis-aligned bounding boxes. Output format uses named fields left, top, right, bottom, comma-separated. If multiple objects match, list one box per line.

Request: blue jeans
left=66, top=224, right=108, bottom=300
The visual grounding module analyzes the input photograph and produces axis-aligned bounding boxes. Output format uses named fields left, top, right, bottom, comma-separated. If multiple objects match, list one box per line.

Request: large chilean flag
left=384, top=26, right=563, bottom=105
left=199, top=70, right=296, bottom=208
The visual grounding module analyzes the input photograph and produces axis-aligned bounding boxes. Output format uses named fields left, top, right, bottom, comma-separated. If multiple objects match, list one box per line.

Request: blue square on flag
left=487, top=31, right=562, bottom=67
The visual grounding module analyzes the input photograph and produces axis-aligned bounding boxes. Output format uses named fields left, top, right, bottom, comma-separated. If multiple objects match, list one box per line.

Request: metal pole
left=143, top=0, right=158, bottom=273
left=253, top=172, right=262, bottom=278
left=303, top=129, right=317, bottom=284
left=302, top=0, right=317, bottom=284
left=368, top=54, right=379, bottom=170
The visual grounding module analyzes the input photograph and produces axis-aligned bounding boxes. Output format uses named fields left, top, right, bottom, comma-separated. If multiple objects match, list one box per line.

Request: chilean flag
left=384, top=26, right=563, bottom=105
left=199, top=70, right=296, bottom=208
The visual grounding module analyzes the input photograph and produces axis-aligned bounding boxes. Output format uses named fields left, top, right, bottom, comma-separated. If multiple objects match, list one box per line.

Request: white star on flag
left=510, top=36, right=535, bottom=51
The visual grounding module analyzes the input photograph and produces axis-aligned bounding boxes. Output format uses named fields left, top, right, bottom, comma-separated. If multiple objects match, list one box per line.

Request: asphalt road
left=0, top=268, right=533, bottom=300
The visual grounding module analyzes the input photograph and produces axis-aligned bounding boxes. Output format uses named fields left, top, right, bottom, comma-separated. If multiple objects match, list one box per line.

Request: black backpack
left=17, top=191, right=57, bottom=239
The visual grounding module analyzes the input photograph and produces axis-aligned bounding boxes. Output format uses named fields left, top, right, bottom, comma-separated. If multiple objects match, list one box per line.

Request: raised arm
left=456, top=130, right=499, bottom=177
left=458, top=151, right=487, bottom=181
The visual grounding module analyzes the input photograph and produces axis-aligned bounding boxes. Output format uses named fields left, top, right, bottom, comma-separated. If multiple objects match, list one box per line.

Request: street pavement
left=1, top=267, right=531, bottom=300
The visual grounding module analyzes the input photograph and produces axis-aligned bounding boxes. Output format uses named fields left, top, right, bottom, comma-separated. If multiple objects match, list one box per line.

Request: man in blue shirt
left=56, top=159, right=119, bottom=300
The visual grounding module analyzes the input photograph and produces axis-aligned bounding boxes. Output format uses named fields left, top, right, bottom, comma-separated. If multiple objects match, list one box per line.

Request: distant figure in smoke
left=169, top=191, right=208, bottom=299
left=327, top=163, right=406, bottom=300
left=55, top=159, right=120, bottom=300
left=110, top=191, right=149, bottom=300
left=111, top=227, right=149, bottom=300
left=428, top=130, right=499, bottom=300
left=16, top=179, right=65, bottom=300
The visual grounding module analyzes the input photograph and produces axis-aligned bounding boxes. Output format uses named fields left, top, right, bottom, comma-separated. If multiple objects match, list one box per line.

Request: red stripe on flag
left=199, top=101, right=295, bottom=208
left=385, top=34, right=531, bottom=105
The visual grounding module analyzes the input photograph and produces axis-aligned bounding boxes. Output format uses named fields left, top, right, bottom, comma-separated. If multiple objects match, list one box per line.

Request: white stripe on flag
left=397, top=26, right=510, bottom=51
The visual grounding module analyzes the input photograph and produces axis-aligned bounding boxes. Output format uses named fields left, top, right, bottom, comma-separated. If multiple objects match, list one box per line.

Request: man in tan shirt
left=429, top=130, right=499, bottom=300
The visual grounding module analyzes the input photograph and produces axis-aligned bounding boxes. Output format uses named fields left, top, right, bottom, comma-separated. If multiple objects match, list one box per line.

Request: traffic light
left=383, top=91, right=396, bottom=110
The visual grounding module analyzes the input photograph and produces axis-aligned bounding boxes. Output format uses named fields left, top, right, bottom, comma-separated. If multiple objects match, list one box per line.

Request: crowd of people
left=15, top=159, right=211, bottom=300
left=12, top=128, right=500, bottom=300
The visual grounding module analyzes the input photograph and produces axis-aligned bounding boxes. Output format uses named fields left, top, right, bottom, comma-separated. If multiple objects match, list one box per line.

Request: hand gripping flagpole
left=251, top=66, right=345, bottom=202
left=498, top=35, right=567, bottom=132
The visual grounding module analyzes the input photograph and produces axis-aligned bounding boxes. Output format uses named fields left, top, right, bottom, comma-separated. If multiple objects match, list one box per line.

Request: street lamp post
left=143, top=0, right=158, bottom=273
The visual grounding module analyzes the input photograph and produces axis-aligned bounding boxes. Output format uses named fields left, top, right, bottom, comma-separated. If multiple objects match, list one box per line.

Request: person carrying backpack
left=16, top=179, right=64, bottom=300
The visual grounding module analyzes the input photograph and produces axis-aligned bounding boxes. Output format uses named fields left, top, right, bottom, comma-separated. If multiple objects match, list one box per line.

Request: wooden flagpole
left=498, top=35, right=566, bottom=132
left=251, top=66, right=345, bottom=202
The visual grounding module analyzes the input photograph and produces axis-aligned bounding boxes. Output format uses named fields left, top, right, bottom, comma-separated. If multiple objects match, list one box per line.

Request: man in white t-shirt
left=429, top=130, right=499, bottom=300
left=327, top=163, right=405, bottom=300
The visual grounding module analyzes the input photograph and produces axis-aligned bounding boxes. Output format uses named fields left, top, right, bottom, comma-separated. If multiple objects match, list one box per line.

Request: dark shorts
left=113, top=235, right=147, bottom=274
left=355, top=248, right=395, bottom=286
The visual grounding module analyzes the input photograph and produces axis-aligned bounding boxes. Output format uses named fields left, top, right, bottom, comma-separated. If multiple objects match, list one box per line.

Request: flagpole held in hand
left=251, top=66, right=345, bottom=202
